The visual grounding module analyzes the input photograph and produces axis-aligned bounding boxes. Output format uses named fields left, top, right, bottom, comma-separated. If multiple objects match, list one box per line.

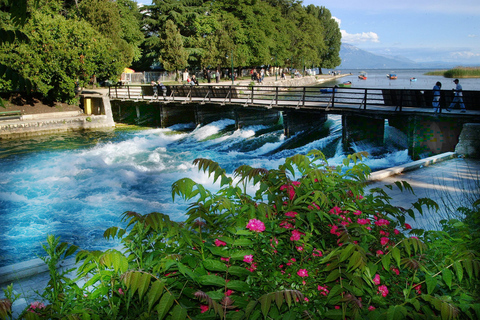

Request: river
left=1, top=69, right=478, bottom=267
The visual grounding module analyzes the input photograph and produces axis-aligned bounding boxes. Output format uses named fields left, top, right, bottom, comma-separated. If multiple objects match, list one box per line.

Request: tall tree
left=306, top=5, right=341, bottom=70
left=159, top=19, right=188, bottom=81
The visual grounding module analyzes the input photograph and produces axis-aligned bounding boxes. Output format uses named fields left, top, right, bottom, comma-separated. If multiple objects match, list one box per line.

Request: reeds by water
left=425, top=66, right=480, bottom=78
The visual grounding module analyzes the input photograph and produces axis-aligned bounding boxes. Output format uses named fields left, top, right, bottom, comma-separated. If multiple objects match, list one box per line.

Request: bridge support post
left=388, top=115, right=463, bottom=160
left=342, top=115, right=384, bottom=152
left=283, top=111, right=327, bottom=137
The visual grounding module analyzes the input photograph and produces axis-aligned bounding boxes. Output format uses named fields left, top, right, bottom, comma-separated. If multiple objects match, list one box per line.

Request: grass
left=425, top=66, right=480, bottom=78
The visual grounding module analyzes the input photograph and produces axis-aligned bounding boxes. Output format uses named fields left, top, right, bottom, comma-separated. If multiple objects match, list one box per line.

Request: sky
left=136, top=0, right=480, bottom=65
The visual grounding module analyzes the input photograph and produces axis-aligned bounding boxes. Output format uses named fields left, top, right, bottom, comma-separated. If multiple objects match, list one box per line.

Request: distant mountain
left=339, top=44, right=420, bottom=69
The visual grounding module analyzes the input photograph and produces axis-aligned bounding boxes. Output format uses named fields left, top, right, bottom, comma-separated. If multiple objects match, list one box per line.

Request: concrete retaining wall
left=455, top=123, right=480, bottom=158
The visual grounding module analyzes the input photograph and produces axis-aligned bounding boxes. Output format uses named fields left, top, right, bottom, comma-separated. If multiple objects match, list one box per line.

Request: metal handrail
left=107, top=84, right=480, bottom=113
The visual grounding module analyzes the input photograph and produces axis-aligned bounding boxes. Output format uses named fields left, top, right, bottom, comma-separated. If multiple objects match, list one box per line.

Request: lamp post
left=230, top=50, right=234, bottom=85
left=275, top=53, right=278, bottom=81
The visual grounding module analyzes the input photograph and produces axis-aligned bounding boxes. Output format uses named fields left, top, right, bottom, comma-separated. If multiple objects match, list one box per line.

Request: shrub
left=6, top=150, right=480, bottom=319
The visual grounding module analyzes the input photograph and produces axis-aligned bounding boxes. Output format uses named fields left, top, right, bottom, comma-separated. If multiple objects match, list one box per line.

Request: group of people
left=432, top=78, right=466, bottom=113
left=251, top=68, right=265, bottom=83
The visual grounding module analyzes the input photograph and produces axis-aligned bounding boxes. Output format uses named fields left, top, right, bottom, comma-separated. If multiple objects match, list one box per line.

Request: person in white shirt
left=447, top=79, right=466, bottom=112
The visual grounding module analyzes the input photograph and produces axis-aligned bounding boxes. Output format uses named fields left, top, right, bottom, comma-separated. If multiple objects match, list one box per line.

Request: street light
left=275, top=53, right=278, bottom=81
left=230, top=50, right=234, bottom=85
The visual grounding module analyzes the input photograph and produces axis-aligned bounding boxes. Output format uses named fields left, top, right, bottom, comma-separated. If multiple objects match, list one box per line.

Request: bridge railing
left=108, top=84, right=480, bottom=112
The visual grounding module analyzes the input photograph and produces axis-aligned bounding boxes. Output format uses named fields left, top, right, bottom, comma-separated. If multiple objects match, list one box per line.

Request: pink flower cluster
left=28, top=301, right=46, bottom=314
left=246, top=219, right=265, bottom=232
left=318, top=285, right=329, bottom=296
left=214, top=238, right=227, bottom=247
left=378, top=285, right=389, bottom=297
left=290, top=229, right=305, bottom=241
left=280, top=181, right=300, bottom=200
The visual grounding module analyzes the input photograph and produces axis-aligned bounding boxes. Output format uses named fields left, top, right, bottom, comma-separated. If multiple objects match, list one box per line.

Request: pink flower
left=297, top=269, right=308, bottom=277
left=246, top=262, right=257, bottom=272
left=318, top=285, right=329, bottom=296
left=330, top=225, right=339, bottom=234
left=308, top=202, right=320, bottom=210
left=29, top=301, right=46, bottom=311
left=296, top=245, right=304, bottom=252
left=290, top=229, right=305, bottom=241
left=414, top=284, right=421, bottom=294
left=243, top=255, right=253, bottom=263
left=221, top=257, right=230, bottom=262
left=200, top=304, right=209, bottom=313
left=118, top=288, right=124, bottom=295
left=280, top=221, right=294, bottom=229
left=410, top=236, right=419, bottom=239
left=335, top=305, right=340, bottom=309
left=214, top=239, right=227, bottom=247
left=373, top=274, right=381, bottom=285
left=329, top=206, right=342, bottom=215
left=391, top=267, right=400, bottom=275
left=312, top=248, right=323, bottom=257
left=368, top=306, right=376, bottom=311
left=374, top=219, right=390, bottom=227
left=378, top=285, right=389, bottom=297
left=404, top=223, right=412, bottom=230
left=380, top=237, right=389, bottom=246
left=285, top=211, right=298, bottom=217
left=246, top=219, right=265, bottom=232
left=357, top=218, right=371, bottom=225
left=394, top=228, right=400, bottom=235
left=225, top=289, right=234, bottom=296
left=353, top=210, right=362, bottom=216
left=376, top=250, right=384, bottom=255
left=304, top=297, right=309, bottom=302
left=280, top=184, right=296, bottom=200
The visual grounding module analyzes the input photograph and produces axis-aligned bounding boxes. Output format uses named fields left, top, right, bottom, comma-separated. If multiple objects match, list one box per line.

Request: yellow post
left=85, top=98, right=92, bottom=115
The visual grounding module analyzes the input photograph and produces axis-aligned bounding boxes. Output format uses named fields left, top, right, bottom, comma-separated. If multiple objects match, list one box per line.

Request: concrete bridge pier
left=388, top=115, right=463, bottom=160
left=342, top=115, right=385, bottom=152
left=283, top=110, right=328, bottom=137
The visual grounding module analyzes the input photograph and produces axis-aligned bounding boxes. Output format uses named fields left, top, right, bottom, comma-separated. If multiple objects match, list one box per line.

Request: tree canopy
left=0, top=0, right=341, bottom=103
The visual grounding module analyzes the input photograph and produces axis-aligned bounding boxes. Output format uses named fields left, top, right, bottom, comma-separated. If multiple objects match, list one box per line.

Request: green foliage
left=17, top=151, right=480, bottom=319
left=159, top=20, right=189, bottom=77
left=0, top=11, right=124, bottom=103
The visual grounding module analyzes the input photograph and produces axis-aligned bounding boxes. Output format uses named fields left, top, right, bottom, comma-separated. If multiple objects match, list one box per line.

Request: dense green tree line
left=0, top=0, right=341, bottom=103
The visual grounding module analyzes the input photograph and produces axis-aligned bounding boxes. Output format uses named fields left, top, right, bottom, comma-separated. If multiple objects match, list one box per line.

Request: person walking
left=432, top=81, right=442, bottom=113
left=215, top=69, right=220, bottom=83
left=447, top=79, right=466, bottom=112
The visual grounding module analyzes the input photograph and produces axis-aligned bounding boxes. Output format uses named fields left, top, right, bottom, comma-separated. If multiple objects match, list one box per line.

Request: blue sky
left=136, top=0, right=480, bottom=65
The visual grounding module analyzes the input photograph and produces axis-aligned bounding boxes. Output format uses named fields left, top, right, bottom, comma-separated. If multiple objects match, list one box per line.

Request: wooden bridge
left=104, top=84, right=480, bottom=159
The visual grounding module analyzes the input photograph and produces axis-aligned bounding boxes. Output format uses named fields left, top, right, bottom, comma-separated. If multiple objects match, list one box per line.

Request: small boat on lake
left=320, top=86, right=338, bottom=93
left=338, top=81, right=352, bottom=87
left=410, top=77, right=417, bottom=82
left=358, top=73, right=367, bottom=80
left=387, top=73, right=397, bottom=80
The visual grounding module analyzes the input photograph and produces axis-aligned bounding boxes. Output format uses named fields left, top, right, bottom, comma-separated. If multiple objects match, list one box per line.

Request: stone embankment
left=0, top=94, right=115, bottom=139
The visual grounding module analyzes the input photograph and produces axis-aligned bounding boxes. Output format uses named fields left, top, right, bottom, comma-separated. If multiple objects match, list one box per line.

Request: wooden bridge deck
left=108, top=84, right=480, bottom=118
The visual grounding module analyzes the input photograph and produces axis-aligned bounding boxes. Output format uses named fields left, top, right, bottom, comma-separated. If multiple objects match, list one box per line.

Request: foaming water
left=0, top=114, right=409, bottom=267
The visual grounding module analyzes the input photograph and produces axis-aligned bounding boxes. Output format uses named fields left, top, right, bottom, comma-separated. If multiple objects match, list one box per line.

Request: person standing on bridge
left=447, top=79, right=466, bottom=112
left=432, top=81, right=442, bottom=113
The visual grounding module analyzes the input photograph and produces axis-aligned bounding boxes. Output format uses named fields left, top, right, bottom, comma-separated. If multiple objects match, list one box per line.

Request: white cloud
left=468, top=34, right=477, bottom=38
left=450, top=51, right=480, bottom=59
left=341, top=30, right=380, bottom=43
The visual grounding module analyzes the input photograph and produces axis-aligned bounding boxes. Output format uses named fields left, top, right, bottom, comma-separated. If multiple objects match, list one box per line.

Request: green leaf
left=387, top=305, right=407, bottom=320
left=425, top=273, right=437, bottom=295
left=453, top=261, right=463, bottom=282
left=233, top=238, right=254, bottom=246
left=228, top=266, right=251, bottom=277
left=226, top=280, right=250, bottom=292
left=170, top=304, right=187, bottom=320
left=198, top=275, right=226, bottom=287
left=230, top=250, right=255, bottom=260
left=391, top=246, right=401, bottom=267
left=203, top=259, right=227, bottom=272
left=148, top=280, right=165, bottom=313
left=177, top=262, right=198, bottom=281
left=259, top=293, right=272, bottom=317
left=442, top=268, right=453, bottom=290
left=157, top=292, right=175, bottom=320
left=325, top=269, right=340, bottom=282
